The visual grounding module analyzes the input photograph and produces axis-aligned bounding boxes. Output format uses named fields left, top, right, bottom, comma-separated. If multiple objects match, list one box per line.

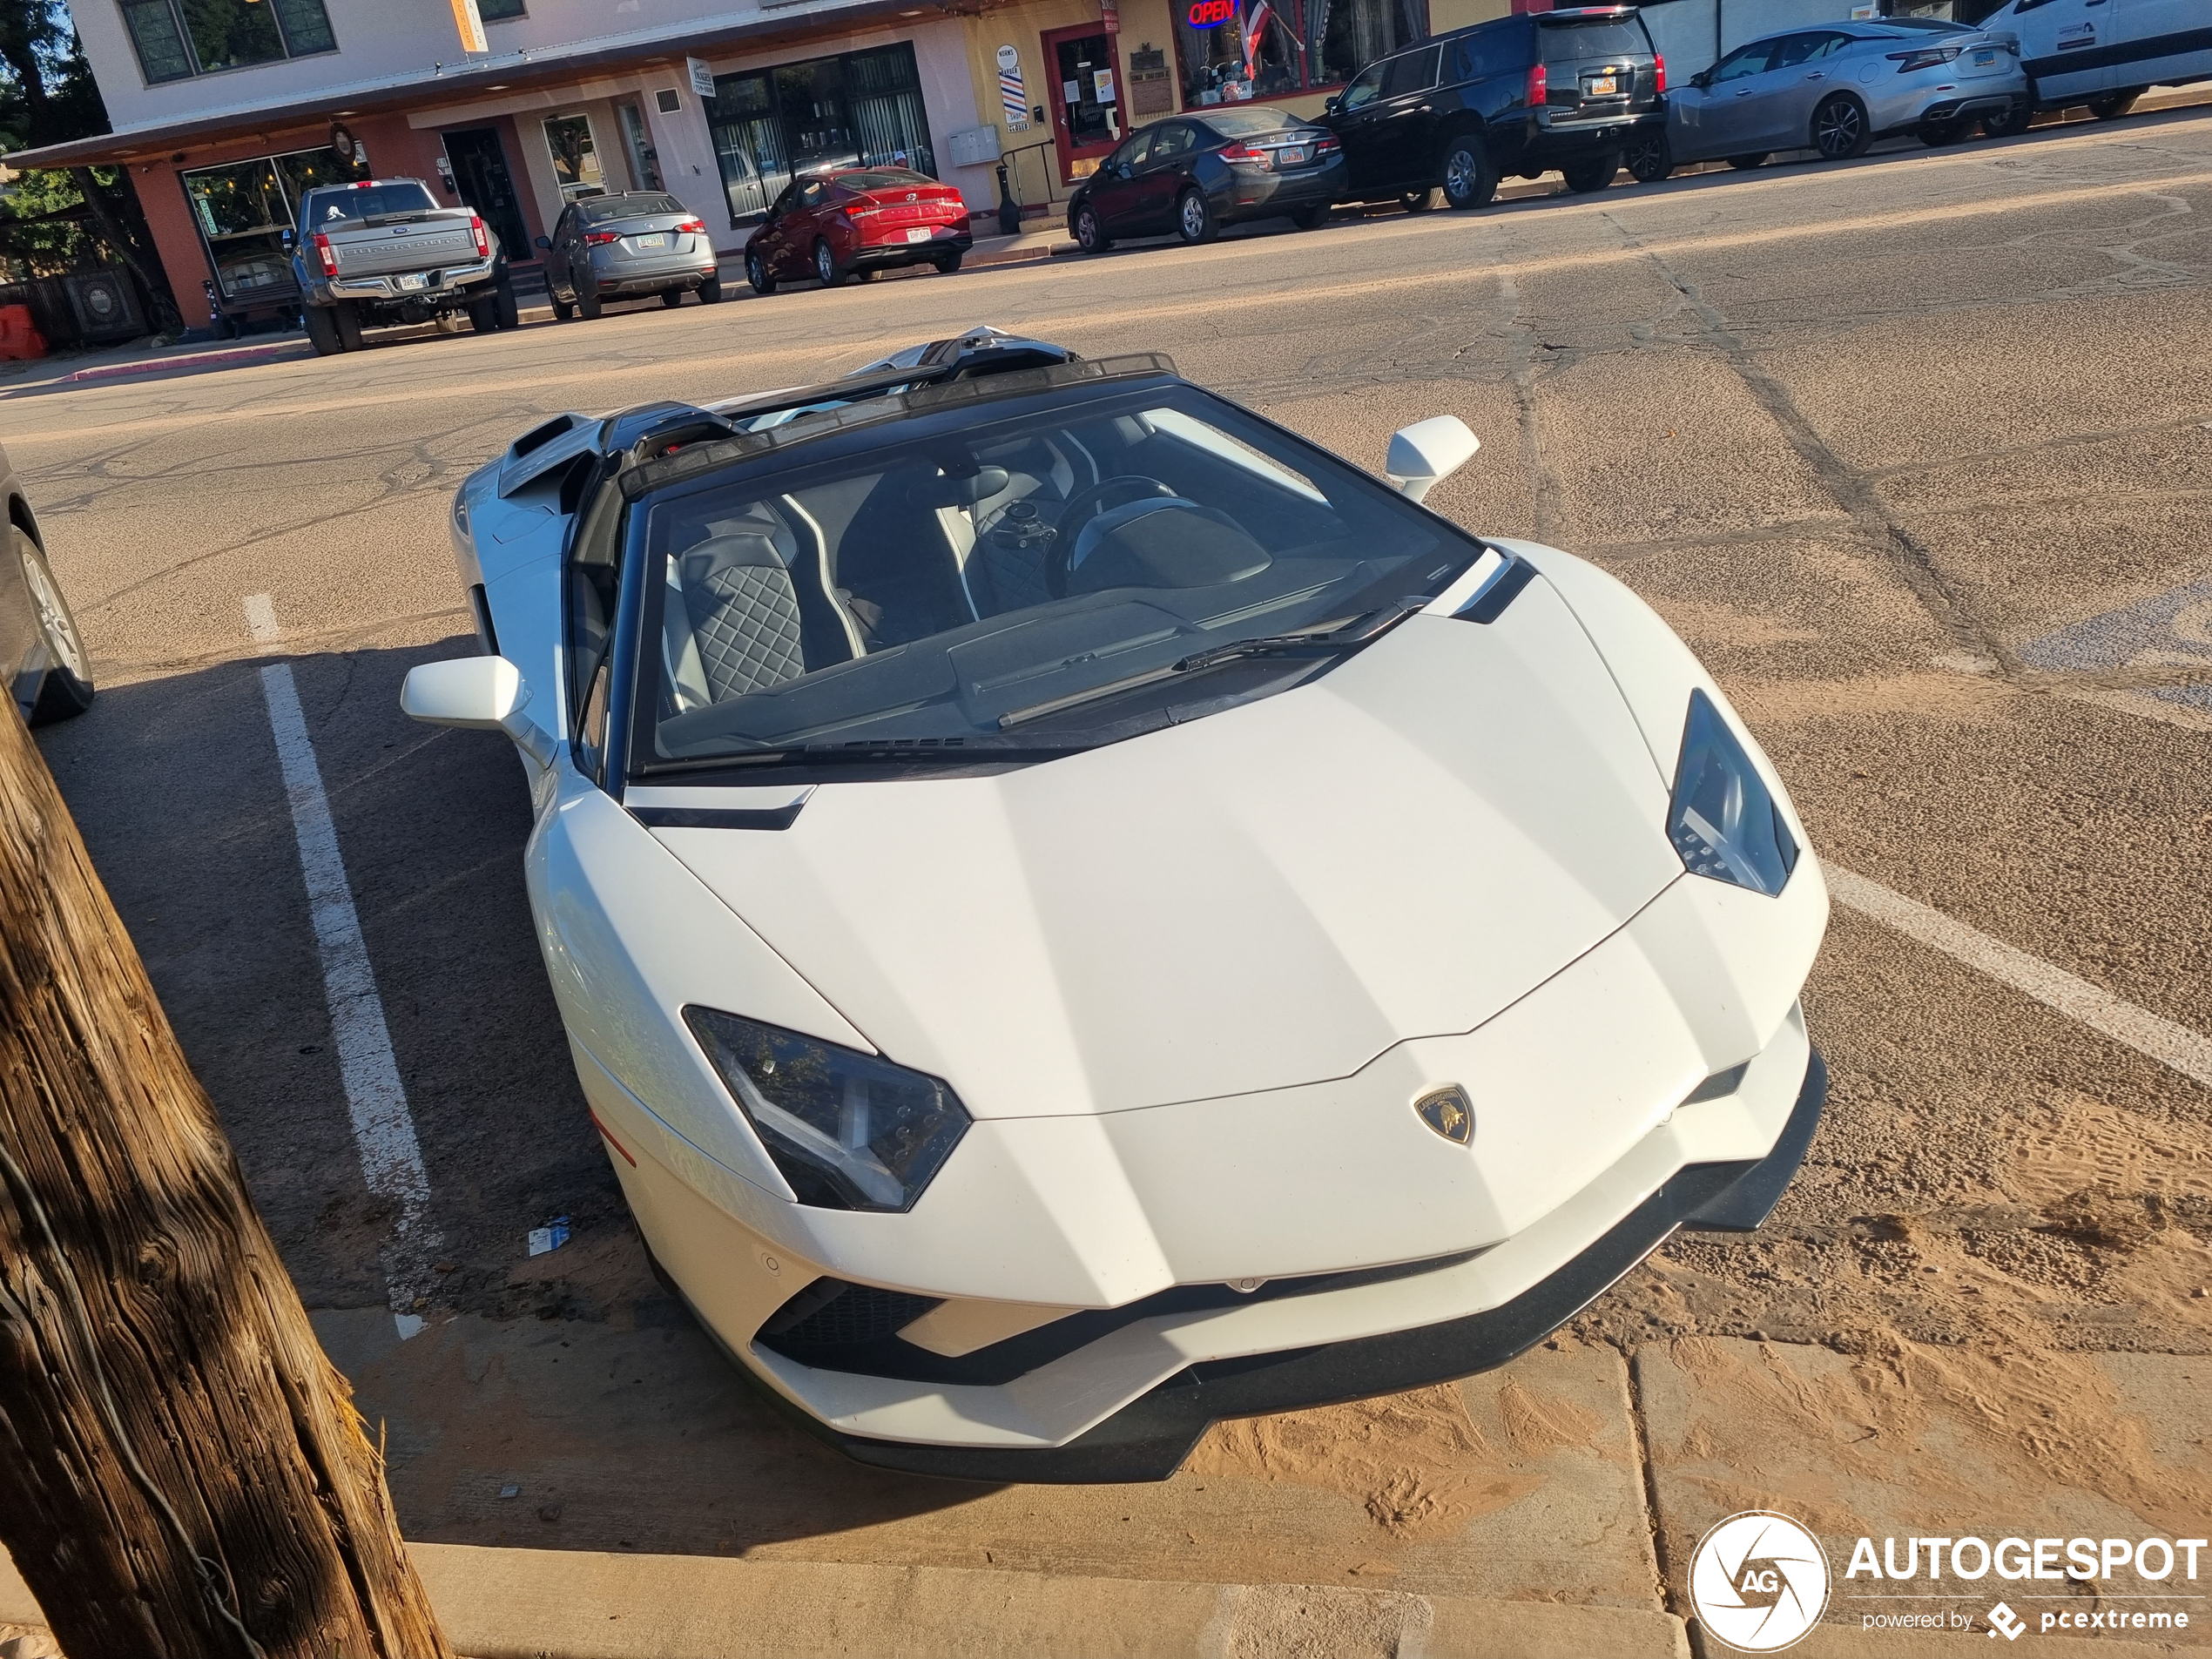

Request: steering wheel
left=1049, top=475, right=1177, bottom=597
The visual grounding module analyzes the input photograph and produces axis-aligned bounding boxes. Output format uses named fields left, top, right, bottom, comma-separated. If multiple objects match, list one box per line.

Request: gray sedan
left=0, top=443, right=92, bottom=725
left=1629, top=19, right=2027, bottom=179
left=537, top=192, right=725, bottom=320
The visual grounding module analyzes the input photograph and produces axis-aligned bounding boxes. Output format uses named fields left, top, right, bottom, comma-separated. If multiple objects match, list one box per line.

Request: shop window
left=705, top=43, right=936, bottom=227
left=180, top=143, right=366, bottom=303
left=543, top=114, right=607, bottom=201
left=1172, top=0, right=1424, bottom=109
left=121, top=0, right=336, bottom=84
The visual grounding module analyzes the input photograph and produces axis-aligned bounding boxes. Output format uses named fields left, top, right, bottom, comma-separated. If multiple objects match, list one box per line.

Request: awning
left=2, top=0, right=925, bottom=171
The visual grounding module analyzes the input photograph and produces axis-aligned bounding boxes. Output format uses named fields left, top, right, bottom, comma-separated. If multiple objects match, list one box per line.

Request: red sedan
left=744, top=168, right=973, bottom=293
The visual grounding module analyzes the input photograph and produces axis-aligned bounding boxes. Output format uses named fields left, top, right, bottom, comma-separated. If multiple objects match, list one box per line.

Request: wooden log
left=0, top=694, right=451, bottom=1657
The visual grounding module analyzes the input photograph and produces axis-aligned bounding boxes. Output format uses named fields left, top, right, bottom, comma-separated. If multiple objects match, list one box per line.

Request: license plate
left=1278, top=145, right=1311, bottom=166
left=906, top=226, right=933, bottom=243
left=1973, top=48, right=1995, bottom=64
left=636, top=232, right=671, bottom=248
left=395, top=272, right=428, bottom=290
left=1589, top=74, right=1617, bottom=96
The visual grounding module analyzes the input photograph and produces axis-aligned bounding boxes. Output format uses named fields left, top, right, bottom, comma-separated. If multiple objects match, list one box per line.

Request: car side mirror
left=401, top=657, right=556, bottom=767
left=1689, top=69, right=1712, bottom=88
left=1323, top=95, right=1341, bottom=115
left=535, top=235, right=553, bottom=249
left=1385, top=415, right=1480, bottom=504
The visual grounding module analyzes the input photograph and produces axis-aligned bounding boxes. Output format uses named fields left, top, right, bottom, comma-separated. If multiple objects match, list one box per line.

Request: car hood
left=647, top=577, right=1683, bottom=1120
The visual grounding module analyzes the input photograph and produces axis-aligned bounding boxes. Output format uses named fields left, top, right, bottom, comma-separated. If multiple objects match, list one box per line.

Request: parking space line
left=1828, top=865, right=2212, bottom=1092
left=247, top=593, right=438, bottom=1339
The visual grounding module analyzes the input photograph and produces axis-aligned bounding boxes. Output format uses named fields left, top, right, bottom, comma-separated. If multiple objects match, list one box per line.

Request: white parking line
left=1828, top=866, right=2212, bottom=1092
left=247, top=593, right=438, bottom=1339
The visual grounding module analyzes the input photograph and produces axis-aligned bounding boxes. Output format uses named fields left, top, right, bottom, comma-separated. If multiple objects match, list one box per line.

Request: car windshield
left=631, top=382, right=1480, bottom=771
left=1541, top=18, right=1649, bottom=59
left=840, top=169, right=936, bottom=192
left=581, top=193, right=687, bottom=220
left=304, top=182, right=438, bottom=222
left=1205, top=108, right=1300, bottom=136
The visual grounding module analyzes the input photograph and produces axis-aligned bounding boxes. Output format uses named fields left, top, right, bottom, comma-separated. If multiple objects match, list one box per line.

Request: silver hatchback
left=538, top=192, right=725, bottom=320
left=1645, top=19, right=2027, bottom=175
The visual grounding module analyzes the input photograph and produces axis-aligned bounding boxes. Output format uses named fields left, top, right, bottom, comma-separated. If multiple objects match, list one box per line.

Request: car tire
left=1561, top=152, right=1620, bottom=193
left=934, top=249, right=963, bottom=274
left=1290, top=202, right=1331, bottom=230
left=2087, top=87, right=2141, bottom=120
left=1440, top=136, right=1497, bottom=210
left=1176, top=187, right=1220, bottom=245
left=577, top=279, right=603, bottom=320
left=1624, top=132, right=1673, bottom=183
left=1074, top=205, right=1112, bottom=253
left=1811, top=94, right=1872, bottom=160
left=334, top=301, right=363, bottom=352
left=16, top=528, right=93, bottom=725
left=467, top=296, right=500, bottom=333
left=303, top=303, right=343, bottom=355
left=746, top=252, right=776, bottom=295
left=1982, top=91, right=2035, bottom=138
left=493, top=277, right=520, bottom=329
left=1727, top=152, right=1770, bottom=171
left=1399, top=186, right=1439, bottom=214
left=550, top=294, right=576, bottom=321
left=661, top=288, right=685, bottom=307
left=698, top=273, right=725, bottom=303
left=814, top=239, right=846, bottom=287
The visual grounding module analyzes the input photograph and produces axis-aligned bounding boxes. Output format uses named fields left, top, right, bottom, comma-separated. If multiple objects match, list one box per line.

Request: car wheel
left=333, top=300, right=363, bottom=351
left=698, top=273, right=725, bottom=304
left=1561, top=152, right=1621, bottom=193
left=661, top=288, right=685, bottom=307
left=2087, top=87, right=2141, bottom=120
left=933, top=250, right=962, bottom=273
left=1290, top=202, right=1331, bottom=230
left=1624, top=132, right=1673, bottom=183
left=467, top=296, right=500, bottom=333
left=1919, top=119, right=1965, bottom=146
left=745, top=252, right=776, bottom=296
left=17, top=528, right=92, bottom=725
left=493, top=278, right=519, bottom=329
left=1982, top=91, right=2035, bottom=138
left=303, top=303, right=342, bottom=355
left=814, top=239, right=846, bottom=287
left=1176, top=187, right=1219, bottom=245
left=576, top=279, right=603, bottom=320
left=1440, top=136, right=1497, bottom=210
left=1727, top=152, right=1770, bottom=171
left=1811, top=94, right=1871, bottom=160
left=550, top=294, right=576, bottom=321
left=1399, top=186, right=1439, bottom=214
left=1074, top=205, right=1112, bottom=253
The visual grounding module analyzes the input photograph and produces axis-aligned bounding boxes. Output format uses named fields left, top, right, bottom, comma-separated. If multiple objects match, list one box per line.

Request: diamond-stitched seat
left=673, top=534, right=807, bottom=702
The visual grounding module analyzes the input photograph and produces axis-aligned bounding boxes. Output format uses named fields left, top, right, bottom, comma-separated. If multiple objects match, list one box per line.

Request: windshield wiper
left=633, top=725, right=1162, bottom=778
left=999, top=597, right=1429, bottom=730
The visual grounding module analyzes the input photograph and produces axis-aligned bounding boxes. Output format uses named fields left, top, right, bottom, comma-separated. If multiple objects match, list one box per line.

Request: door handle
left=1736, top=88, right=1755, bottom=96
left=1804, top=71, right=1824, bottom=80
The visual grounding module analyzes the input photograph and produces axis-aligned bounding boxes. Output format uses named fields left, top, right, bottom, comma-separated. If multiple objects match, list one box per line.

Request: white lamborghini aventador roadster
left=402, top=328, right=1829, bottom=1480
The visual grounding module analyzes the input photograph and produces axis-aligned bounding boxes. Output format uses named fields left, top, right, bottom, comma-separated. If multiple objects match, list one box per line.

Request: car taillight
left=469, top=214, right=489, bottom=258
left=313, top=232, right=337, bottom=276
left=1316, top=133, right=1341, bottom=154
left=1218, top=142, right=1268, bottom=165
left=1653, top=53, right=1666, bottom=93
left=583, top=231, right=620, bottom=246
left=1528, top=63, right=1548, bottom=106
left=676, top=218, right=705, bottom=233
left=1888, top=45, right=1961, bottom=71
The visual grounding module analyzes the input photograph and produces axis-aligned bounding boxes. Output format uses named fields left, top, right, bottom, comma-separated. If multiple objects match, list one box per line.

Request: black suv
left=1319, top=6, right=1665, bottom=211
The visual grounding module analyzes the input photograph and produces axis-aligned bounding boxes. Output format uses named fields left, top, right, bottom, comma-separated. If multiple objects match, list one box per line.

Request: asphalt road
left=8, top=104, right=2212, bottom=1617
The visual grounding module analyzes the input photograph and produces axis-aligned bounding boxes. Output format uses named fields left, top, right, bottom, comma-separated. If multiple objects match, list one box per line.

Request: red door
left=1042, top=25, right=1124, bottom=185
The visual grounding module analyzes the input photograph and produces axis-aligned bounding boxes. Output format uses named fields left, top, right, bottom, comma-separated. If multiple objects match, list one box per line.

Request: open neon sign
left=1187, top=0, right=1235, bottom=28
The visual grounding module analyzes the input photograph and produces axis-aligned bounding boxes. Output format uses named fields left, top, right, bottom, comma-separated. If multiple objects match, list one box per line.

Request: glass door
left=617, top=101, right=662, bottom=192
left=1043, top=26, right=1123, bottom=184
left=543, top=113, right=606, bottom=201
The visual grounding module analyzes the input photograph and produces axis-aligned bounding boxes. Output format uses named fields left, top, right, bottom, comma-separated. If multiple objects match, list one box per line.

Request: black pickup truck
left=288, top=178, right=518, bottom=355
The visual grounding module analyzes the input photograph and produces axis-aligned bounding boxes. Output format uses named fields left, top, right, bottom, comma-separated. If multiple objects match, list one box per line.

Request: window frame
left=1169, top=0, right=1433, bottom=115
left=118, top=0, right=337, bottom=86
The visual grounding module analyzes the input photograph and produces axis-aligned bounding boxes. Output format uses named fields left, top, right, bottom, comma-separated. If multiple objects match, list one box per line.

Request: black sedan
left=1067, top=108, right=1345, bottom=252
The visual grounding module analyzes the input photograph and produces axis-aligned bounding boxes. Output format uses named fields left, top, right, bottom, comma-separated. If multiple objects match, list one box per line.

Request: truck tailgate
left=328, top=220, right=478, bottom=278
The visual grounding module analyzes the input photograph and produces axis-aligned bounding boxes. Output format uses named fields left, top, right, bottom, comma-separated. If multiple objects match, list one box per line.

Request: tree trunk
left=0, top=697, right=451, bottom=1658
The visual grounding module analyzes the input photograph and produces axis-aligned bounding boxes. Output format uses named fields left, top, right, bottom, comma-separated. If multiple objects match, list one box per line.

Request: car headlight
left=683, top=1008, right=968, bottom=1212
left=1667, top=689, right=1798, bottom=897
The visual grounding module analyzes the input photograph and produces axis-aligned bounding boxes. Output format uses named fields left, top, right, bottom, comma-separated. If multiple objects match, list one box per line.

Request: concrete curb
left=1, top=1541, right=1687, bottom=1658
left=64, top=340, right=309, bottom=381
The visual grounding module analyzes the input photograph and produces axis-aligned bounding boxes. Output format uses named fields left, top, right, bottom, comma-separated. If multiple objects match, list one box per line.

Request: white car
left=404, top=330, right=1830, bottom=1480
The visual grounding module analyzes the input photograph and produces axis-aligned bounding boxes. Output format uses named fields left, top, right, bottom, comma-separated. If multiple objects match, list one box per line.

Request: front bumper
left=318, top=255, right=498, bottom=303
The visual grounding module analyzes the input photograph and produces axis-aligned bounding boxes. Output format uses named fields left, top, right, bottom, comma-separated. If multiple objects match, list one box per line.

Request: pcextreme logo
left=1690, top=1511, right=1831, bottom=1652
